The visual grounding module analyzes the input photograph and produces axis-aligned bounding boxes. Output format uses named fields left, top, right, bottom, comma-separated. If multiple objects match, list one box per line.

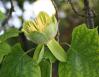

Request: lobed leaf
left=0, top=44, right=41, bottom=77
left=59, top=24, right=99, bottom=77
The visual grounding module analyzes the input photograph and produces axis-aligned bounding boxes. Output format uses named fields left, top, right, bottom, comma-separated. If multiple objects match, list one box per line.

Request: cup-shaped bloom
left=22, top=12, right=58, bottom=44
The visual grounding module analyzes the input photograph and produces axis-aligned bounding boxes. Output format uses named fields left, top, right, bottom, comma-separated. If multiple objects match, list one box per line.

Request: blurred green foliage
left=0, top=1, right=99, bottom=77
left=0, top=0, right=99, bottom=48
left=0, top=11, right=5, bottom=21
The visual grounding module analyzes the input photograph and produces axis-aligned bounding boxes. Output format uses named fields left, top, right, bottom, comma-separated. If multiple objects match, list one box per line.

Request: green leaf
left=0, top=55, right=3, bottom=63
left=33, top=44, right=44, bottom=64
left=47, top=39, right=67, bottom=62
left=0, top=44, right=41, bottom=77
left=59, top=24, right=99, bottom=77
left=0, top=28, right=19, bottom=43
left=44, top=48, right=56, bottom=63
left=40, top=60, right=52, bottom=77
left=0, top=11, right=5, bottom=21
left=0, top=43, right=11, bottom=63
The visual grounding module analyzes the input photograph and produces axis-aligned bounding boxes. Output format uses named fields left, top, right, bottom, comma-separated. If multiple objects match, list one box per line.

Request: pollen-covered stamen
left=22, top=21, right=38, bottom=34
left=35, top=12, right=51, bottom=32
left=22, top=12, right=57, bottom=35
left=35, top=18, right=44, bottom=32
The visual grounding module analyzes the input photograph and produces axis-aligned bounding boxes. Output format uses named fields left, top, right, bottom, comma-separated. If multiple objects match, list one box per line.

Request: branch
left=68, top=0, right=85, bottom=17
left=83, top=0, right=94, bottom=28
left=2, top=0, right=14, bottom=27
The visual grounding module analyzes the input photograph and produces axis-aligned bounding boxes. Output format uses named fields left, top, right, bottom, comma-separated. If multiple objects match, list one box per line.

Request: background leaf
left=59, top=24, right=99, bottom=77
left=40, top=60, right=52, bottom=77
left=0, top=28, right=19, bottom=43
left=47, top=39, right=67, bottom=62
left=0, top=44, right=41, bottom=77
left=0, top=11, right=5, bottom=21
left=0, top=43, right=11, bottom=63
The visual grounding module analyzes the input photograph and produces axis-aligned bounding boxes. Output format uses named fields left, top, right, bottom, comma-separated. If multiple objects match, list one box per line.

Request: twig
left=68, top=0, right=95, bottom=28
left=1, top=0, right=14, bottom=27
left=83, top=0, right=94, bottom=28
left=68, top=0, right=85, bottom=17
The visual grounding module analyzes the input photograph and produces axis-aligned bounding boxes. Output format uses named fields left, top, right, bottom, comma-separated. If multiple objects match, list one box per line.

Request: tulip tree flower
left=22, top=12, right=57, bottom=44
left=22, top=0, right=67, bottom=63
